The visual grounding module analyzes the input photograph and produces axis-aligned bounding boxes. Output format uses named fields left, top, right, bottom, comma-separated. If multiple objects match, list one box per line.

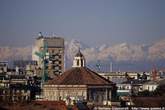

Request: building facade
left=0, top=74, right=31, bottom=102
left=142, top=81, right=158, bottom=92
left=0, top=61, right=8, bottom=74
left=43, top=50, right=116, bottom=105
left=32, top=33, right=64, bottom=76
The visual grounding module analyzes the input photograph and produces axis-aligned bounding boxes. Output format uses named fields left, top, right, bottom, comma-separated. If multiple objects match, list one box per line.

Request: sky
left=0, top=0, right=165, bottom=47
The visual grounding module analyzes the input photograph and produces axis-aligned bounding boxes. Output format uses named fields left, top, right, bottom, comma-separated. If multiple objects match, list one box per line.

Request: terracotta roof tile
left=46, top=67, right=114, bottom=85
left=132, top=97, right=165, bottom=107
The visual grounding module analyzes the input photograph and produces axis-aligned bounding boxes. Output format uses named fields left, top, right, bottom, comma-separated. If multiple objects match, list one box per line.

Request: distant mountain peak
left=0, top=38, right=165, bottom=71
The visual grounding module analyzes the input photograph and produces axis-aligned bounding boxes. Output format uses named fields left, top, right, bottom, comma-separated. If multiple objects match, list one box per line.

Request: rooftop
left=46, top=67, right=114, bottom=85
left=75, top=50, right=84, bottom=57
left=132, top=97, right=165, bottom=107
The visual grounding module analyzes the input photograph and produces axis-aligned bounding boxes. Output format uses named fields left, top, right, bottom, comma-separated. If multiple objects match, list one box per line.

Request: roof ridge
left=46, top=67, right=114, bottom=85
left=85, top=67, right=114, bottom=84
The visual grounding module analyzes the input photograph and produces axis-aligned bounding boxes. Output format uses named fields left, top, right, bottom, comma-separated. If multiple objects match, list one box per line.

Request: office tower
left=32, top=33, right=64, bottom=77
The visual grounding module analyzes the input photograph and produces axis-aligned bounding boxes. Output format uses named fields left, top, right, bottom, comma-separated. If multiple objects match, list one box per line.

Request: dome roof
left=46, top=67, right=114, bottom=85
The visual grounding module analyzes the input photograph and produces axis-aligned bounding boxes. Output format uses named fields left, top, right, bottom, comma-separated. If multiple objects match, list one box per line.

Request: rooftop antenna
left=76, top=40, right=81, bottom=51
left=78, top=46, right=81, bottom=53
left=110, top=62, right=113, bottom=72
left=96, top=60, right=101, bottom=72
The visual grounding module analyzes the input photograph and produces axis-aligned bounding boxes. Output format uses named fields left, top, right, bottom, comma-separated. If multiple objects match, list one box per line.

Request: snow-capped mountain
left=0, top=38, right=165, bottom=71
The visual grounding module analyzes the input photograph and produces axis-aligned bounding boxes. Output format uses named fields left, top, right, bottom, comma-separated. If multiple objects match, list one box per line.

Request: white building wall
left=43, top=85, right=87, bottom=101
left=142, top=84, right=158, bottom=91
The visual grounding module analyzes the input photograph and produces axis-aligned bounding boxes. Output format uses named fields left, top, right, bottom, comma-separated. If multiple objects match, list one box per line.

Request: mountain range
left=0, top=38, right=165, bottom=72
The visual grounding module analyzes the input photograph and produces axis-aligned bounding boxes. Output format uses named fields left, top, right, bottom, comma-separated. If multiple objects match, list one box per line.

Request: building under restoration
left=32, top=33, right=64, bottom=77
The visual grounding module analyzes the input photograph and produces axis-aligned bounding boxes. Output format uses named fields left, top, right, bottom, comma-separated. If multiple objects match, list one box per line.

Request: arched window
left=81, top=59, right=83, bottom=66
left=77, top=60, right=79, bottom=66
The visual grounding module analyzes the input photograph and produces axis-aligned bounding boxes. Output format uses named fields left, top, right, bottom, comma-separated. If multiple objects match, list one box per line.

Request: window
left=81, top=59, right=83, bottom=66
left=55, top=66, right=59, bottom=70
left=77, top=60, right=79, bottom=66
left=55, top=55, right=59, bottom=59
left=152, top=86, right=154, bottom=91
left=59, top=66, right=61, bottom=69
left=59, top=55, right=62, bottom=59
left=59, top=61, right=62, bottom=64
left=55, top=61, right=59, bottom=64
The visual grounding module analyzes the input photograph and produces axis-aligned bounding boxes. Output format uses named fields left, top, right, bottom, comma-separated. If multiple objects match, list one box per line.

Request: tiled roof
left=132, top=97, right=165, bottom=107
left=33, top=101, right=67, bottom=110
left=46, top=67, right=114, bottom=85
left=0, top=101, right=67, bottom=110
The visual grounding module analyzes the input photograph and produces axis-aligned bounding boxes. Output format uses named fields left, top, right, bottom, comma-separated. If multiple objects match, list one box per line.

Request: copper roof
left=46, top=67, right=114, bottom=85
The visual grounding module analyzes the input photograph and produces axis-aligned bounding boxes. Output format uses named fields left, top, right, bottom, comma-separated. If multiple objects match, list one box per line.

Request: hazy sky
left=0, top=0, right=165, bottom=47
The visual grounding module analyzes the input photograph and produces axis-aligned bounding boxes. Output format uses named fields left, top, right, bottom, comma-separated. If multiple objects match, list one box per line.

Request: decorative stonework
left=43, top=49, right=116, bottom=105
